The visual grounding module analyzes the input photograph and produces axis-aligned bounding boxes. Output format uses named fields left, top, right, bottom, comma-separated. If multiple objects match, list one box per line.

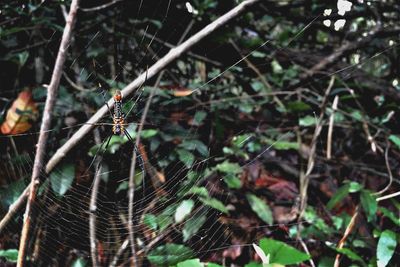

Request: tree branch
left=16, top=0, right=80, bottom=266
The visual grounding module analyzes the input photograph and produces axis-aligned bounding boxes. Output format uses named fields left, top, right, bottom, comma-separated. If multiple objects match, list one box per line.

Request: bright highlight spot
left=324, top=9, right=332, bottom=16
left=393, top=79, right=399, bottom=87
left=323, top=20, right=331, bottom=27
left=334, top=19, right=346, bottom=31
left=185, top=2, right=198, bottom=15
left=337, top=0, right=352, bottom=16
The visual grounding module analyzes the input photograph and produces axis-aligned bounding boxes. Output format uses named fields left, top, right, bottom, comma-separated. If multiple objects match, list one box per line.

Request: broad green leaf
left=360, top=190, right=377, bottom=222
left=327, top=184, right=350, bottom=210
left=141, top=129, right=158, bottom=138
left=389, top=135, right=400, bottom=149
left=177, top=258, right=204, bottom=267
left=183, top=210, right=207, bottom=242
left=0, top=249, right=18, bottom=262
left=259, top=238, right=310, bottom=265
left=246, top=193, right=273, bottom=225
left=379, top=207, right=400, bottom=226
left=336, top=248, right=365, bottom=264
left=192, top=111, right=207, bottom=126
left=179, top=140, right=208, bottom=156
left=88, top=135, right=127, bottom=156
left=377, top=230, right=397, bottom=267
left=286, top=101, right=311, bottom=112
left=265, top=139, right=299, bottom=150
left=177, top=149, right=195, bottom=168
left=224, top=174, right=242, bottom=189
left=207, top=263, right=223, bottom=267
left=50, top=163, right=75, bottom=196
left=244, top=263, right=263, bottom=267
left=0, top=179, right=26, bottom=208
left=216, top=161, right=241, bottom=174
left=71, top=258, right=87, bottom=267
left=348, top=181, right=363, bottom=193
left=175, top=200, right=195, bottom=223
left=199, top=197, right=228, bottom=214
left=143, top=214, right=158, bottom=230
left=147, top=244, right=194, bottom=266
left=185, top=186, right=209, bottom=198
left=299, top=115, right=316, bottom=126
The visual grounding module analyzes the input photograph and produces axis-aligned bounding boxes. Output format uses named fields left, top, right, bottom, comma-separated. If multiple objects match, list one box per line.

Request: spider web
left=0, top=0, right=399, bottom=266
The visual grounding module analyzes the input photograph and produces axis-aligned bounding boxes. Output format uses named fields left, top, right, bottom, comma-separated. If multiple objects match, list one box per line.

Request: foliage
left=0, top=0, right=399, bottom=266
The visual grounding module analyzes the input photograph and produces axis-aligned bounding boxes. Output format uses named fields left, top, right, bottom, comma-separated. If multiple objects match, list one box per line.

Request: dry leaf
left=1, top=90, right=38, bottom=135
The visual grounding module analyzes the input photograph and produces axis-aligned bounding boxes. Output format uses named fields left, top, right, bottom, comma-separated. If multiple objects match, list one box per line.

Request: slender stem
left=17, top=1, right=80, bottom=266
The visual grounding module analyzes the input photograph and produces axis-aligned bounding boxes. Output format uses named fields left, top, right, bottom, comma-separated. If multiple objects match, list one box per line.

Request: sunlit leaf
left=389, top=135, right=400, bottom=149
left=377, top=230, right=397, bottom=267
left=0, top=249, right=18, bottom=262
left=327, top=184, right=350, bottom=210
left=175, top=199, right=195, bottom=223
left=71, top=258, right=87, bottom=267
left=259, top=238, right=310, bottom=265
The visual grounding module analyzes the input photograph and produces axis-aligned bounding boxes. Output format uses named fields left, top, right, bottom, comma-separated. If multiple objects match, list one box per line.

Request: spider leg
left=123, top=129, right=145, bottom=176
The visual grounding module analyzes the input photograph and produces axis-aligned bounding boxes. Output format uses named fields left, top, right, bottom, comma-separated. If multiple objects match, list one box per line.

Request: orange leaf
left=1, top=90, right=38, bottom=135
left=173, top=88, right=193, bottom=97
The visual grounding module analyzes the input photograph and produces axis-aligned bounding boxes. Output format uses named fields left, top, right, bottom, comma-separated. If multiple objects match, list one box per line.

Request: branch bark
left=16, top=0, right=80, bottom=266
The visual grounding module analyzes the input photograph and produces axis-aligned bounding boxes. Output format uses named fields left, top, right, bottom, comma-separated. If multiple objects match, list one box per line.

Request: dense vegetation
left=0, top=0, right=399, bottom=266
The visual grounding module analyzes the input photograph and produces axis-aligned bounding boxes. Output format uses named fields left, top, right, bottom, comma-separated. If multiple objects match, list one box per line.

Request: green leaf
left=360, top=190, right=377, bottom=222
left=88, top=135, right=127, bottom=156
left=299, top=115, right=316, bottom=126
left=0, top=179, right=26, bottom=208
left=147, top=244, right=194, bottom=266
left=348, top=181, right=363, bottom=193
left=175, top=200, right=195, bottom=223
left=199, top=197, right=228, bottom=214
left=379, top=207, right=400, bottom=226
left=216, top=161, right=241, bottom=174
left=71, top=258, right=87, bottom=267
left=183, top=210, right=207, bottom=242
left=177, top=258, right=204, bottom=267
left=177, top=149, right=195, bottom=168
left=207, top=263, right=223, bottom=267
left=389, top=135, right=400, bottom=149
left=286, top=101, right=311, bottom=112
left=336, top=248, right=365, bottom=264
left=50, top=163, right=75, bottom=196
left=377, top=230, right=397, bottom=267
left=224, top=174, right=242, bottom=189
left=265, top=139, right=299, bottom=150
left=184, top=186, right=210, bottom=198
left=0, top=249, right=18, bottom=262
left=327, top=184, right=350, bottom=210
left=141, top=129, right=158, bottom=139
left=179, top=140, right=208, bottom=156
left=246, top=193, right=273, bottom=225
left=259, top=238, right=310, bottom=265
left=192, top=111, right=207, bottom=126
left=143, top=214, right=158, bottom=230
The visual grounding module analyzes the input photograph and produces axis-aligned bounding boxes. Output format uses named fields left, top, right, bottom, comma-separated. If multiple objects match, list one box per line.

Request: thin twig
left=0, top=0, right=260, bottom=241
left=334, top=206, right=360, bottom=267
left=80, top=0, right=124, bottom=12
left=377, top=191, right=400, bottom=202
left=89, top=129, right=103, bottom=267
left=16, top=1, right=80, bottom=266
left=374, top=142, right=393, bottom=195
left=327, top=95, right=339, bottom=159
left=297, top=76, right=335, bottom=267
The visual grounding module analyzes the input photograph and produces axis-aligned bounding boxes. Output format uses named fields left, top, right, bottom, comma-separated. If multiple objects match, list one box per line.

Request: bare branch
left=17, top=0, right=81, bottom=265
